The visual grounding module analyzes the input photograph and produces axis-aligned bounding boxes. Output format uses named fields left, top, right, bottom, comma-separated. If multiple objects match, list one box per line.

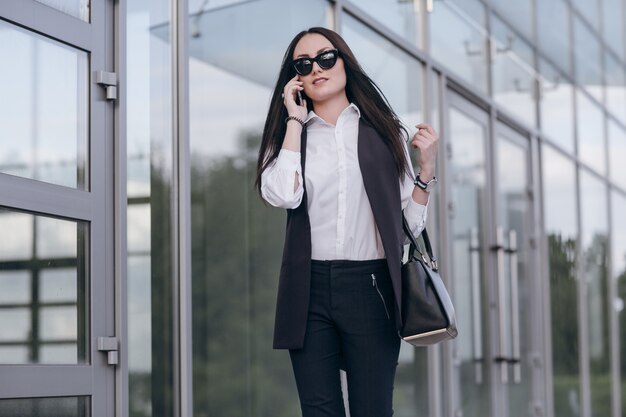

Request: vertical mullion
left=113, top=0, right=128, bottom=415
left=173, top=0, right=193, bottom=416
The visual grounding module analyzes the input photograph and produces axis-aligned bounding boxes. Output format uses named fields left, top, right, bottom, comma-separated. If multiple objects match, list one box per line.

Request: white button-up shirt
left=261, top=103, right=428, bottom=260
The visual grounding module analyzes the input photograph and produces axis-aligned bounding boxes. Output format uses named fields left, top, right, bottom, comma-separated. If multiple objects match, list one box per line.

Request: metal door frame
left=0, top=1, right=123, bottom=416
left=441, top=84, right=546, bottom=417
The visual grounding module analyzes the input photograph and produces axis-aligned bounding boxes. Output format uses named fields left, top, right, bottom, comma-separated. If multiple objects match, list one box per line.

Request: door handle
left=469, top=227, right=483, bottom=384
left=508, top=229, right=522, bottom=383
left=492, top=226, right=508, bottom=383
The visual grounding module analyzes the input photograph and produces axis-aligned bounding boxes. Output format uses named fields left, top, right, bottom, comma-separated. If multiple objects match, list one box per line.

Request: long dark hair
left=255, top=27, right=411, bottom=199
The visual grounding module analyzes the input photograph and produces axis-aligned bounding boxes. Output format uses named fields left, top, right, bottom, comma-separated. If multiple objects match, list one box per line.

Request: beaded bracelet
left=285, top=115, right=305, bottom=126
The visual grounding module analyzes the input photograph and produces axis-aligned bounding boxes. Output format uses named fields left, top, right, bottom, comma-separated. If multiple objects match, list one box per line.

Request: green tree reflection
left=190, top=131, right=299, bottom=417
left=548, top=233, right=580, bottom=417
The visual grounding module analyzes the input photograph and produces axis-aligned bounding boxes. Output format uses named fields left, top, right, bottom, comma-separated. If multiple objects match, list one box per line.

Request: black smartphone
left=296, top=90, right=303, bottom=106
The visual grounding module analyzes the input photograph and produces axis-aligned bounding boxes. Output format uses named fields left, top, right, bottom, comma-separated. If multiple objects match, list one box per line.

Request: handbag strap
left=402, top=215, right=438, bottom=269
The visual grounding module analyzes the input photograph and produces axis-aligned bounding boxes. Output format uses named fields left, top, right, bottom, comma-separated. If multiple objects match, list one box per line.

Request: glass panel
left=491, top=15, right=537, bottom=127
left=605, top=53, right=626, bottom=124
left=0, top=271, right=30, bottom=304
left=36, top=0, right=90, bottom=22
left=603, top=0, right=625, bottom=61
left=572, top=0, right=600, bottom=31
left=39, top=268, right=77, bottom=303
left=341, top=14, right=423, bottom=128
left=342, top=16, right=428, bottom=416
left=539, top=59, right=575, bottom=154
left=127, top=204, right=151, bottom=253
left=429, top=0, right=488, bottom=95
left=537, top=0, right=571, bottom=75
left=448, top=105, right=489, bottom=417
left=186, top=0, right=330, bottom=416
left=0, top=211, right=34, bottom=261
left=613, top=191, right=626, bottom=415
left=126, top=0, right=174, bottom=415
left=576, top=90, right=606, bottom=175
left=579, top=171, right=611, bottom=417
left=0, top=308, right=31, bottom=340
left=608, top=119, right=626, bottom=190
left=490, top=0, right=532, bottom=40
left=574, top=17, right=603, bottom=102
left=0, top=20, right=88, bottom=189
left=497, top=133, right=533, bottom=417
left=542, top=145, right=580, bottom=417
left=0, top=209, right=88, bottom=365
left=0, top=396, right=90, bottom=417
left=39, top=306, right=77, bottom=340
left=354, top=0, right=422, bottom=48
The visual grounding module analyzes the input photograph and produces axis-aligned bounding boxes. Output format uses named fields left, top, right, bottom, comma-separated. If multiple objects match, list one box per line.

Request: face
left=292, top=33, right=347, bottom=104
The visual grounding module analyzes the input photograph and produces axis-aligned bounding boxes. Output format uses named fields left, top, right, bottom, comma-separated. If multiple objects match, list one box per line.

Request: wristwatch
left=414, top=172, right=438, bottom=192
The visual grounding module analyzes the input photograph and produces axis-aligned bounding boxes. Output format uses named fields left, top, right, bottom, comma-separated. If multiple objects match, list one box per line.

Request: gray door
left=444, top=90, right=544, bottom=417
left=0, top=1, right=117, bottom=416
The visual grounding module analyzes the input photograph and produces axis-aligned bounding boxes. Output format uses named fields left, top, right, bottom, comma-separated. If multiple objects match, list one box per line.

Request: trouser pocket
left=371, top=273, right=391, bottom=320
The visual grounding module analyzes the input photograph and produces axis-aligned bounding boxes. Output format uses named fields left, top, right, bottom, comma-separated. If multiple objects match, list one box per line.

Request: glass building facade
left=0, top=0, right=626, bottom=416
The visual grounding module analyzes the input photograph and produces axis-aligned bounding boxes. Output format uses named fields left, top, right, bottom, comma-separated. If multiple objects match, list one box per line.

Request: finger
left=413, top=132, right=434, bottom=146
left=415, top=123, right=436, bottom=136
left=412, top=136, right=433, bottom=150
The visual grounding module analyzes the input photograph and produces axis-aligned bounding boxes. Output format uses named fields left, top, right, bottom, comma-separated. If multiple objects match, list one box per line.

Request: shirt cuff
left=405, top=193, right=429, bottom=222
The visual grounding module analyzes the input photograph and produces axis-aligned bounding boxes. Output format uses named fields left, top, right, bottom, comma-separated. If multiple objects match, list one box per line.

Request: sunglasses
left=292, top=49, right=340, bottom=76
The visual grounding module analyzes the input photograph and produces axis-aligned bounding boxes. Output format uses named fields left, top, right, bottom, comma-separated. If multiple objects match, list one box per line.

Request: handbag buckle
left=431, top=259, right=439, bottom=271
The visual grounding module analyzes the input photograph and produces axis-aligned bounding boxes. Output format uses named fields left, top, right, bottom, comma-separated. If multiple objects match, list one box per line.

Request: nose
left=311, top=60, right=324, bottom=74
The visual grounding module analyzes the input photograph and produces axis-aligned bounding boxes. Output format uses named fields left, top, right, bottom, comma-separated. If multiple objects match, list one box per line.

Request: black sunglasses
left=292, top=49, right=340, bottom=76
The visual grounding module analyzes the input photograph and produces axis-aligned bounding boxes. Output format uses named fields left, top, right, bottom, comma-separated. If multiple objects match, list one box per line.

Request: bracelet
left=285, top=115, right=305, bottom=126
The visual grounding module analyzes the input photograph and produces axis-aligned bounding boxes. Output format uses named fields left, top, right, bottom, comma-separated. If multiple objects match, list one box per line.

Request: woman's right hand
left=283, top=75, right=308, bottom=120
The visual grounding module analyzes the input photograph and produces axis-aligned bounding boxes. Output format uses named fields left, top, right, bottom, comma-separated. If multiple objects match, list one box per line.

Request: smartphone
left=296, top=90, right=303, bottom=106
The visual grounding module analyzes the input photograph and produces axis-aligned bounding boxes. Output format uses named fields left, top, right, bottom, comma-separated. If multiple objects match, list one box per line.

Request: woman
left=255, top=27, right=438, bottom=417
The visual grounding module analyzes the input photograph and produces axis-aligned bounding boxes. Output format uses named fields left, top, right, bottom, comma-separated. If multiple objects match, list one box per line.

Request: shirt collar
left=304, top=102, right=361, bottom=125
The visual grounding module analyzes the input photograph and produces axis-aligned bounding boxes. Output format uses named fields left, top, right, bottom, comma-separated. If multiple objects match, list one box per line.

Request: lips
left=312, top=77, right=328, bottom=86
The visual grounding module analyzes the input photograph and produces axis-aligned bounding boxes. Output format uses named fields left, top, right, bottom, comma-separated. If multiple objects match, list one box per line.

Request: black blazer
left=273, top=118, right=404, bottom=349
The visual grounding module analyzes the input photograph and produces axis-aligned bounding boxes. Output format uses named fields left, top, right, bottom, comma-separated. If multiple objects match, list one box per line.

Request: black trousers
left=289, top=259, right=401, bottom=417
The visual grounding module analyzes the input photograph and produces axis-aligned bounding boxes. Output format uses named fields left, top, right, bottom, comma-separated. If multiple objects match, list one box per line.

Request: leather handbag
left=400, top=216, right=458, bottom=346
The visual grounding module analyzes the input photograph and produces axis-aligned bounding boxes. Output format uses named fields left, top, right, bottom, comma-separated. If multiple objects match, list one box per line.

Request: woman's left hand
left=410, top=123, right=439, bottom=178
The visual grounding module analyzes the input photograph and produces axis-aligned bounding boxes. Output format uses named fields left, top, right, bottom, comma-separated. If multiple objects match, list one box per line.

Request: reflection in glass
left=603, top=0, right=625, bottom=61
left=576, top=90, right=606, bottom=175
left=537, top=0, right=571, bottom=75
left=449, top=106, right=489, bottom=417
left=429, top=0, right=488, bottom=95
left=490, top=0, right=532, bottom=40
left=539, top=59, right=574, bottom=153
left=0, top=396, right=90, bottom=417
left=355, top=0, right=422, bottom=48
left=605, top=53, right=626, bottom=125
left=580, top=170, right=611, bottom=417
left=342, top=15, right=427, bottom=416
left=608, top=120, right=626, bottom=190
left=0, top=209, right=88, bottom=365
left=0, top=212, right=34, bottom=261
left=491, top=15, right=537, bottom=127
left=613, top=192, right=626, bottom=415
left=36, top=0, right=90, bottom=22
left=542, top=145, right=580, bottom=417
left=0, top=20, right=88, bottom=189
left=188, top=1, right=329, bottom=416
left=571, top=0, right=599, bottom=30
left=497, top=135, right=533, bottom=417
left=574, top=17, right=603, bottom=102
left=341, top=14, right=423, bottom=130
left=0, top=271, right=30, bottom=304
left=39, top=268, right=77, bottom=303
left=126, top=0, right=174, bottom=415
